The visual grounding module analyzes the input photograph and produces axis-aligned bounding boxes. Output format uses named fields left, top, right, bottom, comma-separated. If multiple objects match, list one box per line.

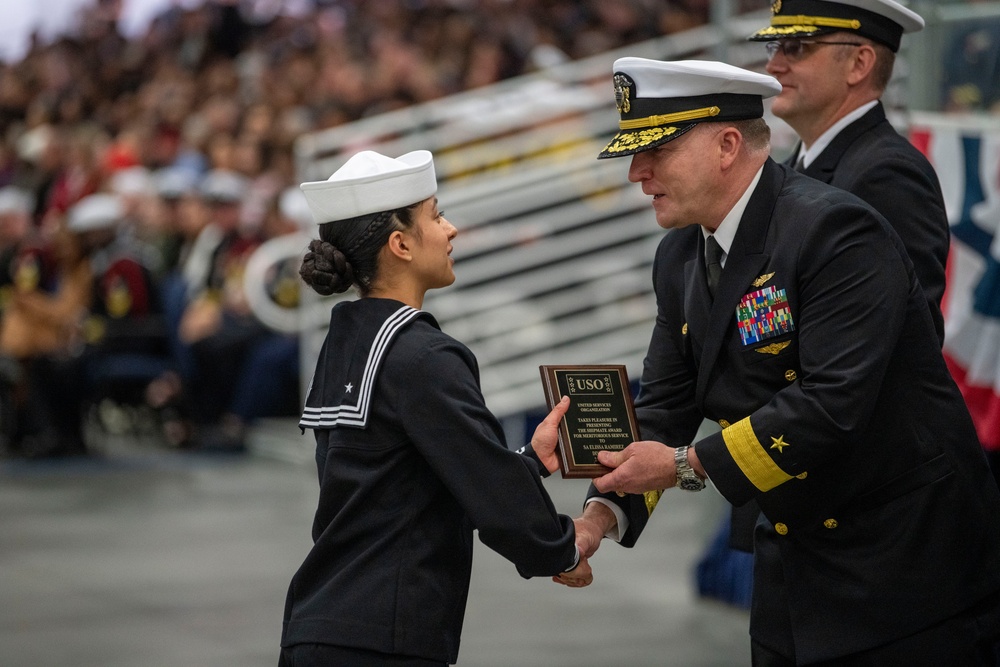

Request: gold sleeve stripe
left=643, top=489, right=663, bottom=515
left=619, top=106, right=720, bottom=130
left=771, top=15, right=861, bottom=30
left=722, top=417, right=792, bottom=492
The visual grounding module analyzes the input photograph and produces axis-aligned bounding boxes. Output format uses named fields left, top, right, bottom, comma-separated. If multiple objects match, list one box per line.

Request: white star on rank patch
left=345, top=383, right=353, bottom=393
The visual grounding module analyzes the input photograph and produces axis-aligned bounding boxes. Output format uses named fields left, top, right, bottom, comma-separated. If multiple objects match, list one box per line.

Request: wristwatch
left=674, top=446, right=705, bottom=491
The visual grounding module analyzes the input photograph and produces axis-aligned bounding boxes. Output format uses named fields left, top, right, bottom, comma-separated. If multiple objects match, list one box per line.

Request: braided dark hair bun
left=300, top=239, right=355, bottom=295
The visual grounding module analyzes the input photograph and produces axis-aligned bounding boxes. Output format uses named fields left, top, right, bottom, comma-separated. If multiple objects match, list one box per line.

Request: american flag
left=913, top=115, right=1000, bottom=452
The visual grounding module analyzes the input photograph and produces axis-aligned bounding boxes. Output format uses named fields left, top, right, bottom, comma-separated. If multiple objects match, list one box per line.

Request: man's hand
left=553, top=556, right=593, bottom=588
left=530, top=396, right=570, bottom=474
left=592, top=441, right=676, bottom=495
left=573, top=508, right=611, bottom=559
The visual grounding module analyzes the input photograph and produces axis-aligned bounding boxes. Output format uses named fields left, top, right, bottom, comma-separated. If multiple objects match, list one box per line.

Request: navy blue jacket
left=590, top=159, right=1000, bottom=662
left=283, top=298, right=576, bottom=663
left=795, top=101, right=949, bottom=343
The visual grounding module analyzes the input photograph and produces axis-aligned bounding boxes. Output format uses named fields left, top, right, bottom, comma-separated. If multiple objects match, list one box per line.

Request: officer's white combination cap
left=300, top=150, right=437, bottom=225
left=68, top=193, right=123, bottom=232
left=599, top=59, right=782, bottom=159
left=749, top=0, right=923, bottom=52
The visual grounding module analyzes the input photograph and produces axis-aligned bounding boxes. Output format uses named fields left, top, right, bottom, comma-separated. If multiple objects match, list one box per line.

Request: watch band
left=675, top=445, right=705, bottom=491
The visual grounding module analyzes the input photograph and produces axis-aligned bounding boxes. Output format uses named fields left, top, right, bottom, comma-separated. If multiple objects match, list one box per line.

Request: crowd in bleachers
left=0, top=0, right=783, bottom=457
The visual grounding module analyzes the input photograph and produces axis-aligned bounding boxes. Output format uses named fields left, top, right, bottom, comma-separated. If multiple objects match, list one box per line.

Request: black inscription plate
left=539, top=365, right=639, bottom=478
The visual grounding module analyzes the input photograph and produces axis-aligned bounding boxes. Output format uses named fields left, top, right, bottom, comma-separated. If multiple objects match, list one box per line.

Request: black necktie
left=705, top=235, right=723, bottom=299
left=794, top=154, right=806, bottom=172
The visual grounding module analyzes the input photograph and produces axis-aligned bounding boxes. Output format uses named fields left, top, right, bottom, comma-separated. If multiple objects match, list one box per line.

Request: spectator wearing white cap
left=280, top=149, right=591, bottom=667
left=563, top=57, right=1000, bottom=665
left=203, top=186, right=317, bottom=449
left=0, top=186, right=71, bottom=456
left=47, top=193, right=168, bottom=453
left=171, top=167, right=271, bottom=450
left=0, top=192, right=165, bottom=456
left=66, top=193, right=167, bottom=365
left=109, top=165, right=165, bottom=274
left=750, top=0, right=949, bottom=343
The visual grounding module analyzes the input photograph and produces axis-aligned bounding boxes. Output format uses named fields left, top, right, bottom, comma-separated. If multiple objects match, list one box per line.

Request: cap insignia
left=772, top=0, right=781, bottom=15
left=613, top=74, right=632, bottom=115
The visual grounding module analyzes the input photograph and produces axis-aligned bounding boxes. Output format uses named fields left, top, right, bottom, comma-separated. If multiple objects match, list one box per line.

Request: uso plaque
left=539, top=365, right=639, bottom=478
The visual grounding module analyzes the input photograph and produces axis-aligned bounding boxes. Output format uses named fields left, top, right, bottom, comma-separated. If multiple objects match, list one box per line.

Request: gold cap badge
left=613, top=74, right=631, bottom=115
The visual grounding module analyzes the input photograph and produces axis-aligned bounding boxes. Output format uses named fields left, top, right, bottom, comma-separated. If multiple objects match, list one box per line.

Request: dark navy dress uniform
left=727, top=102, right=955, bottom=554
left=282, top=298, right=577, bottom=665
left=589, top=159, right=1000, bottom=663
left=792, top=101, right=950, bottom=343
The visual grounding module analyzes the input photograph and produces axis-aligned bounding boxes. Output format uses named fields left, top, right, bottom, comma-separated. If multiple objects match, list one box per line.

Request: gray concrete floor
left=0, top=421, right=751, bottom=667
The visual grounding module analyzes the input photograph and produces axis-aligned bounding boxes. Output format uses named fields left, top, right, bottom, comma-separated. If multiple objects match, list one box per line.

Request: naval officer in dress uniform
left=279, top=150, right=591, bottom=667
left=560, top=58, right=1000, bottom=665
left=719, top=0, right=956, bottom=561
left=750, top=0, right=949, bottom=344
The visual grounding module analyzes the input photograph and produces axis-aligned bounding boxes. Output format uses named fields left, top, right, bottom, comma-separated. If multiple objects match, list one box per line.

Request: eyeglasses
left=765, top=39, right=864, bottom=62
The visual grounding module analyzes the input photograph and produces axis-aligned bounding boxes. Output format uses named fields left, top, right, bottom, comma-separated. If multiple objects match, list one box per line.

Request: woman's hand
left=530, top=396, right=570, bottom=474
left=553, top=555, right=593, bottom=588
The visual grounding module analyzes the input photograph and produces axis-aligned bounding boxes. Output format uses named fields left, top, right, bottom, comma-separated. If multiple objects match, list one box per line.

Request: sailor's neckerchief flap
left=299, top=303, right=426, bottom=430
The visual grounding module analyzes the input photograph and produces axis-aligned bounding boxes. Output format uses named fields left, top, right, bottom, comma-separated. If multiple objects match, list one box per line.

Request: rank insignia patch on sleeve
left=736, top=285, right=794, bottom=345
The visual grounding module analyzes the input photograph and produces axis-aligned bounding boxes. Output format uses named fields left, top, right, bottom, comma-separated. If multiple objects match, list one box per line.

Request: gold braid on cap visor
left=618, top=105, right=721, bottom=130
left=601, top=106, right=721, bottom=155
left=755, top=14, right=861, bottom=36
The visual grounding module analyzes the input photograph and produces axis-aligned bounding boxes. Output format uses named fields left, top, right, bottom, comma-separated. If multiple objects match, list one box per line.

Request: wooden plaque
left=539, top=365, right=639, bottom=478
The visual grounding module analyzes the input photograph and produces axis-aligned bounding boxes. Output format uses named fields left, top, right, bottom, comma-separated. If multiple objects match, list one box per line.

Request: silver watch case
left=675, top=446, right=705, bottom=492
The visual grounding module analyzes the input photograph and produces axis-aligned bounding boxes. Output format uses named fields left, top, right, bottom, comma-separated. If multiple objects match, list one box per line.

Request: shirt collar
left=702, top=165, right=764, bottom=267
left=797, top=100, right=878, bottom=169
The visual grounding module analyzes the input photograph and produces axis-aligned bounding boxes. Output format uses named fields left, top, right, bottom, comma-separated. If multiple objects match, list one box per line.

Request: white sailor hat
left=278, top=187, right=315, bottom=230
left=68, top=193, right=123, bottom=232
left=111, top=165, right=154, bottom=197
left=155, top=167, right=199, bottom=200
left=199, top=169, right=249, bottom=203
left=749, top=0, right=923, bottom=52
left=0, top=186, right=34, bottom=216
left=299, top=150, right=436, bottom=225
left=599, top=59, right=782, bottom=159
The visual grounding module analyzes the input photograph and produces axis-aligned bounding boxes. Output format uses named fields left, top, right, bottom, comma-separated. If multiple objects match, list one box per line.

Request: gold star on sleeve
left=770, top=435, right=790, bottom=453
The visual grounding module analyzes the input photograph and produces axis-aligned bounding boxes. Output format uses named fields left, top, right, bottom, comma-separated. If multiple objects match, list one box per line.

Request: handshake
left=550, top=511, right=605, bottom=589
left=549, top=467, right=639, bottom=589
left=532, top=396, right=706, bottom=589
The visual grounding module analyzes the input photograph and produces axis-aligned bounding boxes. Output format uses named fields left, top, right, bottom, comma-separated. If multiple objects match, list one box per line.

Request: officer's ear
left=718, top=126, right=742, bottom=171
left=845, top=43, right=878, bottom=87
